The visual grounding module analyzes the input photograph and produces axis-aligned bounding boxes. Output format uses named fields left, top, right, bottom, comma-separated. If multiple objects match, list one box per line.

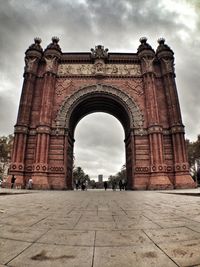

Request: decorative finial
left=139, top=37, right=147, bottom=44
left=157, top=38, right=165, bottom=45
left=34, top=37, right=42, bottom=44
left=52, top=36, right=59, bottom=43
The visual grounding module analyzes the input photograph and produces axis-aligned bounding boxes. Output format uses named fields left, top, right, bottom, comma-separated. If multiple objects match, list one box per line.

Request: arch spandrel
left=56, top=84, right=144, bottom=134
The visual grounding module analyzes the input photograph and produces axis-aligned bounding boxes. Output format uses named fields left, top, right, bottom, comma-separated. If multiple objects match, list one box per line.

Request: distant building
left=98, top=174, right=103, bottom=183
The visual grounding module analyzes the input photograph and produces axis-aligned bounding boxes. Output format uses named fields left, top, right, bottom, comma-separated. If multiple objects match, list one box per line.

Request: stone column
left=138, top=37, right=173, bottom=189
left=156, top=38, right=195, bottom=188
left=125, top=130, right=135, bottom=189
left=10, top=38, right=43, bottom=188
left=64, top=130, right=74, bottom=190
left=33, top=37, right=62, bottom=189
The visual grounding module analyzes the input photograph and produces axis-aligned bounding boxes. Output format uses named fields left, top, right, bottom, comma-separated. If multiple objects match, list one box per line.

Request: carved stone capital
left=141, top=57, right=155, bottom=74
left=24, top=56, right=39, bottom=74
left=161, top=57, right=175, bottom=74
left=36, top=126, right=51, bottom=134
left=44, top=55, right=58, bottom=73
left=14, top=125, right=28, bottom=134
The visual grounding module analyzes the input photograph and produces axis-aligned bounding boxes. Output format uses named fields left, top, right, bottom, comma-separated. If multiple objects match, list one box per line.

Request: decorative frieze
left=57, top=63, right=141, bottom=76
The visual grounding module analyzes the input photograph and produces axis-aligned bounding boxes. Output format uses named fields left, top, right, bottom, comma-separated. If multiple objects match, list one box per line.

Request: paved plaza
left=1, top=188, right=200, bottom=266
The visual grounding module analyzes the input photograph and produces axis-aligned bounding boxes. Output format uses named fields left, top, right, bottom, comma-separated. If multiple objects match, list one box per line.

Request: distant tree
left=0, top=135, right=13, bottom=162
left=116, top=164, right=126, bottom=181
left=186, top=135, right=200, bottom=182
left=72, top=166, right=90, bottom=185
left=89, top=179, right=96, bottom=189
left=108, top=165, right=127, bottom=187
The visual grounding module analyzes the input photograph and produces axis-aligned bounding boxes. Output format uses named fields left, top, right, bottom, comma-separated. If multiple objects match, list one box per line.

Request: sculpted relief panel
left=57, top=63, right=141, bottom=76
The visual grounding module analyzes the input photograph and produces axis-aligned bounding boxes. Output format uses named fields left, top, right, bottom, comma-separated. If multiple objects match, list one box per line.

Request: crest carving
left=91, top=45, right=108, bottom=59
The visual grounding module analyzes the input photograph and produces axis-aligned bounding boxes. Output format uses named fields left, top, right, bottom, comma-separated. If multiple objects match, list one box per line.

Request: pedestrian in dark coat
left=11, top=175, right=16, bottom=189
left=104, top=181, right=108, bottom=191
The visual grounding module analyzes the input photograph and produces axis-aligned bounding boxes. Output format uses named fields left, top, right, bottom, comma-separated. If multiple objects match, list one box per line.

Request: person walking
left=75, top=180, right=79, bottom=190
left=119, top=179, right=123, bottom=191
left=104, top=181, right=108, bottom=191
left=27, top=178, right=33, bottom=189
left=11, top=175, right=16, bottom=189
left=112, top=180, right=116, bottom=191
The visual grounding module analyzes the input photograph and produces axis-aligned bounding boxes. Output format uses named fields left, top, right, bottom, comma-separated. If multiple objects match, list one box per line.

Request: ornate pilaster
left=34, top=37, right=62, bottom=188
left=125, top=130, right=134, bottom=189
left=138, top=37, right=173, bottom=189
left=10, top=38, right=43, bottom=187
left=156, top=38, right=195, bottom=188
left=64, top=130, right=74, bottom=190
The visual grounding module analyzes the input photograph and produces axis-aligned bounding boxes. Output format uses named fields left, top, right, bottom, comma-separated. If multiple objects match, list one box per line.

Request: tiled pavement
left=1, top=188, right=200, bottom=266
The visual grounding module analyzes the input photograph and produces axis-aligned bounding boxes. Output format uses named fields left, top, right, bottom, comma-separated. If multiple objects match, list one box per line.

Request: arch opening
left=74, top=112, right=125, bottom=183
left=69, top=94, right=130, bottom=138
left=61, top=85, right=138, bottom=190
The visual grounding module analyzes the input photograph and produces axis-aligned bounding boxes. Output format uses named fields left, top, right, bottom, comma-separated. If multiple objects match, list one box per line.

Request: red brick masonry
left=9, top=37, right=195, bottom=190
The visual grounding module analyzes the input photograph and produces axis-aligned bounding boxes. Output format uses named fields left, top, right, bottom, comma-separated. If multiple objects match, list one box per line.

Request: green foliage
left=0, top=135, right=13, bottom=161
left=108, top=164, right=127, bottom=185
left=73, top=166, right=90, bottom=184
left=186, top=135, right=200, bottom=181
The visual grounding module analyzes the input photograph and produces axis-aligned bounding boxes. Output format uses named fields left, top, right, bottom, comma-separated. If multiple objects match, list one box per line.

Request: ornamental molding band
left=10, top=37, right=195, bottom=190
left=56, top=84, right=144, bottom=130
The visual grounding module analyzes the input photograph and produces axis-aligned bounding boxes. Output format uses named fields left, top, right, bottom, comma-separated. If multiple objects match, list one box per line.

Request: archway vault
left=56, top=84, right=144, bottom=137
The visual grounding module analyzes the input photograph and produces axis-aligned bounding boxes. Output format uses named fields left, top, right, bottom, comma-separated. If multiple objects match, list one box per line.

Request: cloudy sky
left=0, top=0, right=200, bottom=180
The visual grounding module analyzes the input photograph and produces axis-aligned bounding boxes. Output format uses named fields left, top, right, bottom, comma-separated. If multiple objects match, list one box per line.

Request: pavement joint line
left=91, top=230, right=96, bottom=267
left=73, top=212, right=84, bottom=229
left=28, top=215, right=50, bottom=227
left=65, top=207, right=76, bottom=215
left=112, top=214, right=119, bottom=229
left=142, top=214, right=164, bottom=229
left=181, top=216, right=200, bottom=224
left=142, top=229, right=180, bottom=267
left=4, top=227, right=50, bottom=266
left=185, top=225, right=200, bottom=234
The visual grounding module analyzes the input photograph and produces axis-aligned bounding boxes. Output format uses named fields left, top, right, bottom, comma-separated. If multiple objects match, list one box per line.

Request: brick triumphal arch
left=10, top=37, right=195, bottom=190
